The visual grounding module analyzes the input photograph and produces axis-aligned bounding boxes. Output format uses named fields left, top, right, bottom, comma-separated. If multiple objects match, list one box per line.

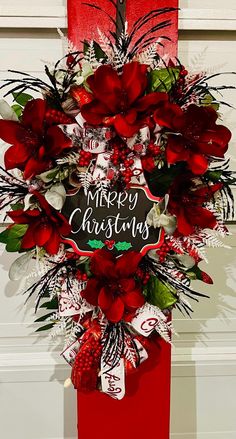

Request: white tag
left=59, top=279, right=87, bottom=316
left=101, top=358, right=125, bottom=400
left=61, top=339, right=82, bottom=365
left=131, top=303, right=167, bottom=337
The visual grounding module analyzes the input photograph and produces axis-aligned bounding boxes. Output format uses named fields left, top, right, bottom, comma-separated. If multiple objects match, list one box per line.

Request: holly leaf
left=144, top=276, right=177, bottom=309
left=148, top=67, right=180, bottom=93
left=12, top=92, right=32, bottom=106
left=115, top=242, right=132, bottom=251
left=88, top=240, right=104, bottom=249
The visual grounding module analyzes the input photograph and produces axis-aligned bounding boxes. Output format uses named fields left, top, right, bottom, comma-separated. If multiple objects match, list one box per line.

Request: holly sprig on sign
left=87, top=240, right=132, bottom=251
left=88, top=240, right=104, bottom=249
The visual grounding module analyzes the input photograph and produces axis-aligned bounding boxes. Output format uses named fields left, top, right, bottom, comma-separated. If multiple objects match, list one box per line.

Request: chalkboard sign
left=62, top=186, right=164, bottom=255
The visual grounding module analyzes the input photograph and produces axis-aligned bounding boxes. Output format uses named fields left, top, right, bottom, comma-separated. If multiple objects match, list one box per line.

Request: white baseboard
left=171, top=433, right=236, bottom=439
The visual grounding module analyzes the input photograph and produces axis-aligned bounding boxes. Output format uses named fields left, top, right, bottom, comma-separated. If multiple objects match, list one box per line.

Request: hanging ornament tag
left=131, top=304, right=167, bottom=337
left=61, top=338, right=83, bottom=365
left=100, top=358, right=125, bottom=400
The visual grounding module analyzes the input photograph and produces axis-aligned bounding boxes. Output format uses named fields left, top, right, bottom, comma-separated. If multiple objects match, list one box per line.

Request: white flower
left=0, top=99, right=18, bottom=121
left=74, top=61, right=93, bottom=86
left=146, top=195, right=176, bottom=235
left=45, top=183, right=66, bottom=210
left=9, top=251, right=34, bottom=281
left=175, top=254, right=196, bottom=269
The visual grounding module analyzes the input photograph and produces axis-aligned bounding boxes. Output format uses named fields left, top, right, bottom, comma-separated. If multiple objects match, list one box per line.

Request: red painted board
left=77, top=338, right=171, bottom=438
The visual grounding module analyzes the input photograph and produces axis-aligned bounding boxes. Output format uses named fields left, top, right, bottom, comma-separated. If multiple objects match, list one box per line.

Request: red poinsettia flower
left=81, top=249, right=144, bottom=323
left=168, top=174, right=223, bottom=235
left=7, top=191, right=71, bottom=254
left=154, top=103, right=231, bottom=174
left=79, top=62, right=168, bottom=137
left=0, top=99, right=72, bottom=180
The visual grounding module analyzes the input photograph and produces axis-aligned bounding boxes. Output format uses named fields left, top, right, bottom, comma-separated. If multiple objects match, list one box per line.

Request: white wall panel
left=0, top=2, right=236, bottom=439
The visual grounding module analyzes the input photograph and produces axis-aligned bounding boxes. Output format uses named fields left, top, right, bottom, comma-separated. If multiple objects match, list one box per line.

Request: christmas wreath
left=0, top=6, right=235, bottom=399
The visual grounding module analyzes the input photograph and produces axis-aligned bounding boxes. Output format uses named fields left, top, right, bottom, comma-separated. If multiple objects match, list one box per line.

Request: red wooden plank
left=77, top=338, right=171, bottom=438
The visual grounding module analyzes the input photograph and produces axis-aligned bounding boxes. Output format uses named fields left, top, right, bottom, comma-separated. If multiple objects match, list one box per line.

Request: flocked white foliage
left=84, top=41, right=101, bottom=70
left=56, top=151, right=81, bottom=166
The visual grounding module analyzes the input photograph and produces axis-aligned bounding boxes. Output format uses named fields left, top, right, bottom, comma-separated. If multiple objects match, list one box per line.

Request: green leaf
left=6, top=239, right=22, bottom=252
left=115, top=242, right=132, bottom=251
left=35, top=313, right=54, bottom=323
left=35, top=323, right=55, bottom=332
left=40, top=297, right=59, bottom=309
left=0, top=224, right=28, bottom=252
left=200, top=93, right=219, bottom=111
left=11, top=104, right=23, bottom=118
left=205, top=170, right=222, bottom=182
left=0, top=228, right=10, bottom=244
left=144, top=276, right=177, bottom=310
left=88, top=240, right=104, bottom=249
left=8, top=224, right=28, bottom=239
left=148, top=68, right=180, bottom=93
left=12, top=92, right=32, bottom=106
left=149, top=163, right=185, bottom=197
left=10, top=202, right=24, bottom=211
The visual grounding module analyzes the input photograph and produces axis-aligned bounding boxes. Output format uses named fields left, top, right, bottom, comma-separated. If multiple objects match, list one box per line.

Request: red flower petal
left=166, top=136, right=190, bottom=164
left=154, top=102, right=183, bottom=129
left=187, top=206, right=217, bottom=230
left=119, top=278, right=136, bottom=292
left=197, top=125, right=231, bottom=157
left=115, top=251, right=142, bottom=278
left=98, top=287, right=113, bottom=311
left=22, top=98, right=46, bottom=135
left=87, top=65, right=122, bottom=113
left=81, top=100, right=110, bottom=125
left=4, top=143, right=31, bottom=171
left=176, top=207, right=195, bottom=236
left=90, top=249, right=116, bottom=278
left=122, top=288, right=145, bottom=309
left=57, top=213, right=71, bottom=236
left=113, top=114, right=140, bottom=137
left=121, top=62, right=147, bottom=105
left=188, top=153, right=209, bottom=175
left=136, top=92, right=168, bottom=113
left=0, top=120, right=29, bottom=145
left=45, top=125, right=72, bottom=155
left=81, top=278, right=100, bottom=306
left=44, top=228, right=61, bottom=254
left=7, top=209, right=39, bottom=223
left=21, top=225, right=35, bottom=249
left=105, top=297, right=124, bottom=323
left=34, top=221, right=53, bottom=247
left=23, top=157, right=50, bottom=180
